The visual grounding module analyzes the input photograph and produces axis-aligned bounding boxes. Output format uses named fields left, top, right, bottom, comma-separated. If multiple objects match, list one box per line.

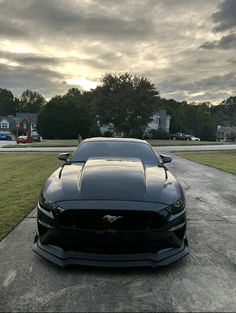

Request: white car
left=190, top=135, right=200, bottom=141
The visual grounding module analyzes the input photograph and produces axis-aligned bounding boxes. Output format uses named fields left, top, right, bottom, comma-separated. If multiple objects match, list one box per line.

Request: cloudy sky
left=0, top=0, right=236, bottom=104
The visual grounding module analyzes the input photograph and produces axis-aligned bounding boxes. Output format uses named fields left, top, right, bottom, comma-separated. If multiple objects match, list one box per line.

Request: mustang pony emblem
left=103, top=215, right=124, bottom=223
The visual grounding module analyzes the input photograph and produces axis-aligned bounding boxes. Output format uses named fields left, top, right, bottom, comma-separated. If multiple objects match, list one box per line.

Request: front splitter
left=33, top=235, right=188, bottom=268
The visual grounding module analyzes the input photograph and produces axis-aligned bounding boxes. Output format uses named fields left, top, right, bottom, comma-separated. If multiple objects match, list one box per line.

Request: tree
left=212, top=96, right=236, bottom=127
left=91, top=73, right=159, bottom=136
left=158, top=99, right=216, bottom=140
left=0, top=88, right=17, bottom=116
left=66, top=88, right=81, bottom=97
left=18, top=89, right=46, bottom=113
left=37, top=91, right=91, bottom=139
left=88, top=123, right=101, bottom=137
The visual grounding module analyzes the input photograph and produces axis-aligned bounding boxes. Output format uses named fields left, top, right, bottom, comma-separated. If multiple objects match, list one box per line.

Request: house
left=99, top=122, right=124, bottom=137
left=0, top=113, right=39, bottom=138
left=0, top=116, right=16, bottom=137
left=144, top=109, right=171, bottom=134
left=98, top=109, right=171, bottom=137
left=216, top=125, right=236, bottom=141
left=16, top=113, right=38, bottom=136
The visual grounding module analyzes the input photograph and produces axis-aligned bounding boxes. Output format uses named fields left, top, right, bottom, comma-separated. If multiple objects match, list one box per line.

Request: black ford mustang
left=33, top=138, right=188, bottom=267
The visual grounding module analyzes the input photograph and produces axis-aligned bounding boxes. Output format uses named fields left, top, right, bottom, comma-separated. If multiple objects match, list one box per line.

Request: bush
left=88, top=123, right=101, bottom=137
left=148, top=129, right=169, bottom=139
left=128, top=128, right=144, bottom=139
left=227, top=132, right=236, bottom=142
left=103, top=131, right=113, bottom=137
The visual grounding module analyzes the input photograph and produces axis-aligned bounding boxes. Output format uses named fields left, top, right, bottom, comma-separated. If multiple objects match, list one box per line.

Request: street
left=0, top=142, right=236, bottom=153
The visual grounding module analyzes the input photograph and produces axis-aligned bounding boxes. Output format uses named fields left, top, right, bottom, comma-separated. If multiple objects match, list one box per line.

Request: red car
left=16, top=136, right=33, bottom=144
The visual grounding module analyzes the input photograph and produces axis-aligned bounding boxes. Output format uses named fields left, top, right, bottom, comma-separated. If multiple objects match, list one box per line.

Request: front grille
left=57, top=209, right=165, bottom=231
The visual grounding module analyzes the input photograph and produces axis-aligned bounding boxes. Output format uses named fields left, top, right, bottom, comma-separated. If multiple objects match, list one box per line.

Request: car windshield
left=71, top=141, right=159, bottom=165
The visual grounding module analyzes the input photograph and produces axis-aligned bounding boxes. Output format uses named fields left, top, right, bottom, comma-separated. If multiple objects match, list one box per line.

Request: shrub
left=88, top=123, right=101, bottom=137
left=227, top=132, right=236, bottom=142
left=148, top=129, right=169, bottom=139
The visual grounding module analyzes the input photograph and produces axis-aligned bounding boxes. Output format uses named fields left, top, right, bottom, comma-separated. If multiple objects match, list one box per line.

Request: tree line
left=0, top=73, right=235, bottom=140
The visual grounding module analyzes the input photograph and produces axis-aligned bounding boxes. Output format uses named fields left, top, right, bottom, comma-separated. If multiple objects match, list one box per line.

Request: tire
left=173, top=137, right=176, bottom=140
left=186, top=138, right=190, bottom=141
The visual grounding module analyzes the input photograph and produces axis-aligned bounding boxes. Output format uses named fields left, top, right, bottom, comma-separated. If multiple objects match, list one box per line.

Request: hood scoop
left=80, top=158, right=146, bottom=201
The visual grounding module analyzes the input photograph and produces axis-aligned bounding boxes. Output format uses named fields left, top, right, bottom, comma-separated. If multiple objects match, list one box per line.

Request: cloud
left=200, top=33, right=236, bottom=50
left=0, top=0, right=155, bottom=42
left=0, top=0, right=235, bottom=104
left=0, top=62, right=67, bottom=97
left=0, top=51, right=60, bottom=66
left=157, top=72, right=236, bottom=104
left=0, top=20, right=28, bottom=38
left=212, top=0, right=236, bottom=32
left=196, top=72, right=236, bottom=90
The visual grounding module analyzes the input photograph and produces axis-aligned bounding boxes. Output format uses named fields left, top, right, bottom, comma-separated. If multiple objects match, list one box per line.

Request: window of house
left=1, top=120, right=9, bottom=129
left=23, top=123, right=27, bottom=129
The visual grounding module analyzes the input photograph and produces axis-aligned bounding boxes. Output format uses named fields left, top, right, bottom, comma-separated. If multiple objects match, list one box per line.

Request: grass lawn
left=3, top=139, right=223, bottom=148
left=0, top=153, right=61, bottom=241
left=175, top=150, right=236, bottom=175
left=148, top=139, right=223, bottom=146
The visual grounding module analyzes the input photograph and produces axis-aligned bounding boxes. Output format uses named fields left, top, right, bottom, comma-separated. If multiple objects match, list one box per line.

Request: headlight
left=39, top=195, right=57, bottom=212
left=167, top=197, right=186, bottom=214
left=39, top=195, right=64, bottom=217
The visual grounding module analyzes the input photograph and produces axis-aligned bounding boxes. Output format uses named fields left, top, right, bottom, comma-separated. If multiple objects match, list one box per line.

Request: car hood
left=43, top=158, right=181, bottom=205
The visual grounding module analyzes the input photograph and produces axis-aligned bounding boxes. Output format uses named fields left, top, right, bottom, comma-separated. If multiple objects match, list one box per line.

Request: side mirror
left=160, top=154, right=172, bottom=164
left=58, top=153, right=70, bottom=162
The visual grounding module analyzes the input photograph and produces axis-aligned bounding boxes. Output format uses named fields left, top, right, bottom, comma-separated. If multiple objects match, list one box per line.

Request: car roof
left=82, top=137, right=148, bottom=144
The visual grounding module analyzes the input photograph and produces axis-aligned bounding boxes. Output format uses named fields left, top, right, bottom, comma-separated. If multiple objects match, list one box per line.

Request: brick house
left=16, top=113, right=38, bottom=136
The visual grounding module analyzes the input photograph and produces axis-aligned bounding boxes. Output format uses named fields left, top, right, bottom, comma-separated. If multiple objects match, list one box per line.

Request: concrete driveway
left=0, top=154, right=236, bottom=312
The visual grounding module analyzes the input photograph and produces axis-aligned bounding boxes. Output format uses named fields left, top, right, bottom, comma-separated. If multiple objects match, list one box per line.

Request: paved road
left=0, top=143, right=236, bottom=153
left=0, top=140, right=13, bottom=148
left=0, top=154, right=236, bottom=312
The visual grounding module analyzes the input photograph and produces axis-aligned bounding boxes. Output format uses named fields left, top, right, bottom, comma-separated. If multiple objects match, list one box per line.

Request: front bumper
left=33, top=201, right=188, bottom=267
left=33, top=235, right=188, bottom=268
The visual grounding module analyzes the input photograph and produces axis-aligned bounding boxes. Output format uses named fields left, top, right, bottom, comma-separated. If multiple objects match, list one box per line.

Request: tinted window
left=71, top=141, right=158, bottom=165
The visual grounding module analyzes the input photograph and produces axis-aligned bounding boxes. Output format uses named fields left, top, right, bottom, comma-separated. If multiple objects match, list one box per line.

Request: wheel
left=173, top=137, right=176, bottom=140
left=186, top=138, right=190, bottom=141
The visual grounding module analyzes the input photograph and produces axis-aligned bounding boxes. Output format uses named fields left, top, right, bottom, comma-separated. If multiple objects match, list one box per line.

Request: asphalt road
left=0, top=143, right=236, bottom=153
left=0, top=154, right=236, bottom=312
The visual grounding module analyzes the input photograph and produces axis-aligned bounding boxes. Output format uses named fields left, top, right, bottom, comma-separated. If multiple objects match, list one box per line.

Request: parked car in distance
left=33, top=137, right=188, bottom=268
left=31, top=134, right=42, bottom=142
left=16, top=136, right=33, bottom=144
left=189, top=135, right=200, bottom=141
left=169, top=132, right=192, bottom=140
left=0, top=133, right=11, bottom=140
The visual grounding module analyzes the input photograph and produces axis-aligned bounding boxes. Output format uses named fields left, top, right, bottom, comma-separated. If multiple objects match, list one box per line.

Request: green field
left=175, top=150, right=236, bottom=175
left=0, top=153, right=60, bottom=241
left=3, top=139, right=223, bottom=148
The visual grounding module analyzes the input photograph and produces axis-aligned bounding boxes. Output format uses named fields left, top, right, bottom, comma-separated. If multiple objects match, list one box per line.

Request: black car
left=169, top=132, right=192, bottom=140
left=33, top=138, right=188, bottom=267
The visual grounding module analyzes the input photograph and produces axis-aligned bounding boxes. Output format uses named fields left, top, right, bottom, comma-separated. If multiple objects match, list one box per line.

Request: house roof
left=16, top=113, right=38, bottom=124
left=0, top=116, right=15, bottom=123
